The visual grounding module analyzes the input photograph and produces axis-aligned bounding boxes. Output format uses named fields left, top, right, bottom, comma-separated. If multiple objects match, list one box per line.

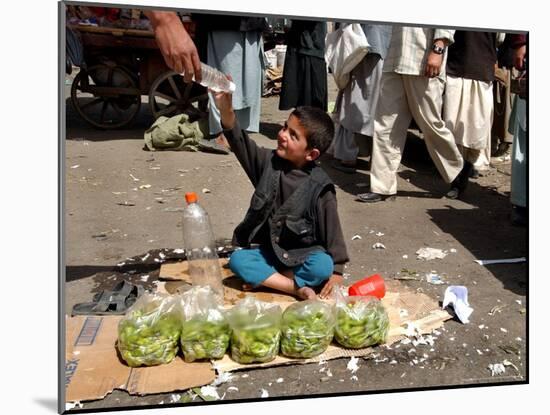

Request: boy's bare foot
left=214, top=133, right=231, bottom=151
left=242, top=283, right=254, bottom=291
left=296, top=286, right=316, bottom=300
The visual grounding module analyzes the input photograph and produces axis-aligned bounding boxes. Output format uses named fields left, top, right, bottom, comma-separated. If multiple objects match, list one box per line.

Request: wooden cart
left=68, top=24, right=208, bottom=129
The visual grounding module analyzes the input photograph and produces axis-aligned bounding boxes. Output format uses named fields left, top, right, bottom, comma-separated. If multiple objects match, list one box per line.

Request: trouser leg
left=370, top=72, right=412, bottom=195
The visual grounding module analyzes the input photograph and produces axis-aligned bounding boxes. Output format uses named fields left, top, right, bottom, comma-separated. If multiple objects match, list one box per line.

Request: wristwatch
left=432, top=44, right=445, bottom=55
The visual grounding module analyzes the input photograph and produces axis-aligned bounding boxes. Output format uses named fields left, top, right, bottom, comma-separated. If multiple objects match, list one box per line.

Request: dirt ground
left=63, top=71, right=527, bottom=411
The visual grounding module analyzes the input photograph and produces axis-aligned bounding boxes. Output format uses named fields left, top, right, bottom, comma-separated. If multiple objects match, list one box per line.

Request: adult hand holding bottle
left=145, top=11, right=202, bottom=83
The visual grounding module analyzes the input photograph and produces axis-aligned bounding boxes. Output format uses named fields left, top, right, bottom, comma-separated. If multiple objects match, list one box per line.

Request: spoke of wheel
left=153, top=91, right=177, bottom=104
left=80, top=97, right=103, bottom=111
left=156, top=104, right=177, bottom=117
left=168, top=76, right=182, bottom=100
left=100, top=100, right=109, bottom=123
left=182, top=82, right=193, bottom=103
left=107, top=67, right=114, bottom=86
left=111, top=102, right=125, bottom=117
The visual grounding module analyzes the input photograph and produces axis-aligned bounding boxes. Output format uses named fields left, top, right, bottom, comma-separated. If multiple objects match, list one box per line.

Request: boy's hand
left=211, top=75, right=236, bottom=129
left=319, top=274, right=344, bottom=299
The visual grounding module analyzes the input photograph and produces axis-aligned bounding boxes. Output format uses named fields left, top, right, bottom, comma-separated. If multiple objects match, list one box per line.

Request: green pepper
left=226, top=298, right=282, bottom=364
left=280, top=301, right=335, bottom=358
left=230, top=324, right=281, bottom=363
left=334, top=298, right=389, bottom=349
left=117, top=303, right=181, bottom=367
left=180, top=319, right=230, bottom=362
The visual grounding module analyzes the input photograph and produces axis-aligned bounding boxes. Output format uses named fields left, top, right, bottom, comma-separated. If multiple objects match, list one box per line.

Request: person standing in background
left=331, top=24, right=392, bottom=173
left=357, top=26, right=471, bottom=203
left=443, top=30, right=499, bottom=178
left=509, top=33, right=527, bottom=226
left=193, top=14, right=267, bottom=151
left=279, top=20, right=328, bottom=111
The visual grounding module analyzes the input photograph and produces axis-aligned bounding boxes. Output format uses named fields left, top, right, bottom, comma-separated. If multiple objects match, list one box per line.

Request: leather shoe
left=446, top=161, right=472, bottom=199
left=357, top=192, right=385, bottom=203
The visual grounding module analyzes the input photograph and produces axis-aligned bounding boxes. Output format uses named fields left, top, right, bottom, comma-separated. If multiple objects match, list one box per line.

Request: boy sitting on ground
left=212, top=88, right=349, bottom=300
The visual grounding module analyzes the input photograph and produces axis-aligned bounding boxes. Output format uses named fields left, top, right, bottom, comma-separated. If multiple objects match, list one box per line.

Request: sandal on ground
left=71, top=280, right=144, bottom=316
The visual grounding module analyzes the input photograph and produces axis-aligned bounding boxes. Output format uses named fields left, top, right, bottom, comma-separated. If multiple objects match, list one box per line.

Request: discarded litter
left=402, top=255, right=408, bottom=259
left=202, top=188, right=211, bottom=194
left=260, top=389, right=269, bottom=398
left=226, top=386, right=239, bottom=392
left=372, top=242, right=386, bottom=249
left=129, top=173, right=140, bottom=182
left=474, top=257, right=526, bottom=266
left=488, top=363, right=506, bottom=376
left=500, top=328, right=508, bottom=333
left=416, top=247, right=447, bottom=260
left=376, top=232, right=385, bottom=237
left=117, top=201, right=136, bottom=206
left=139, top=184, right=152, bottom=189
left=70, top=164, right=80, bottom=169
left=194, top=385, right=221, bottom=401
left=425, top=272, right=444, bottom=285
left=442, top=286, right=473, bottom=324
left=488, top=304, right=507, bottom=316
left=347, top=356, right=360, bottom=373
left=352, top=235, right=362, bottom=240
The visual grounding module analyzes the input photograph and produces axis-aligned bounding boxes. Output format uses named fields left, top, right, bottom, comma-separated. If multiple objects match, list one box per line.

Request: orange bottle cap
left=185, top=192, right=198, bottom=204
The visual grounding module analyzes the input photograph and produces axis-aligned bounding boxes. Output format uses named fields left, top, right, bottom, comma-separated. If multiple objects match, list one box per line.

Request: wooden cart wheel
left=148, top=71, right=209, bottom=120
left=70, top=63, right=142, bottom=129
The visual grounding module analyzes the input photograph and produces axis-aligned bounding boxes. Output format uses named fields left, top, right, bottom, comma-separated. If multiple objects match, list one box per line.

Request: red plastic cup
left=348, top=274, right=386, bottom=299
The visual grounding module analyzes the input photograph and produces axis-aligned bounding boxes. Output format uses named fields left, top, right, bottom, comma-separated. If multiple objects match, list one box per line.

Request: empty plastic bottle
left=185, top=62, right=236, bottom=93
left=181, top=192, right=224, bottom=300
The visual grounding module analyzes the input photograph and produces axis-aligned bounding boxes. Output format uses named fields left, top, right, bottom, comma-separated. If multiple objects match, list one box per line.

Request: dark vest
left=233, top=156, right=334, bottom=267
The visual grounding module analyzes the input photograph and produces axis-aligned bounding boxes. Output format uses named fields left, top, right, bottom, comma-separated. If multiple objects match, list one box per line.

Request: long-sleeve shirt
left=223, top=123, right=350, bottom=274
left=383, top=26, right=455, bottom=76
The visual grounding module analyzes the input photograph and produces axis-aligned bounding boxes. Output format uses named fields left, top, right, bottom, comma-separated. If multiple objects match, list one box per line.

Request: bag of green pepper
left=117, top=292, right=182, bottom=367
left=280, top=300, right=335, bottom=358
left=334, top=294, right=389, bottom=349
left=226, top=297, right=282, bottom=364
left=179, top=286, right=230, bottom=362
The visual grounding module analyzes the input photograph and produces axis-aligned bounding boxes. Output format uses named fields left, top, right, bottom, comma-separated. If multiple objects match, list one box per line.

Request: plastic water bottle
left=184, top=62, right=236, bottom=93
left=181, top=192, right=224, bottom=300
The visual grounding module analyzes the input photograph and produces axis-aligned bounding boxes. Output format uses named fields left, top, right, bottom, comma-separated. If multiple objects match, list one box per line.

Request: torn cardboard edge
left=213, top=307, right=451, bottom=372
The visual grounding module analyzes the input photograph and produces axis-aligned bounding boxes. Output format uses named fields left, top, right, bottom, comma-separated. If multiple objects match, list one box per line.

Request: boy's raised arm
left=212, top=88, right=271, bottom=186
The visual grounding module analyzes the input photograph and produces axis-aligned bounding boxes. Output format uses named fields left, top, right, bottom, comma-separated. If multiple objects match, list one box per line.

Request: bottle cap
left=185, top=192, right=198, bottom=204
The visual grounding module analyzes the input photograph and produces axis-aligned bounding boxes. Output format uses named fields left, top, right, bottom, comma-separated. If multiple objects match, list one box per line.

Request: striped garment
left=383, top=26, right=455, bottom=76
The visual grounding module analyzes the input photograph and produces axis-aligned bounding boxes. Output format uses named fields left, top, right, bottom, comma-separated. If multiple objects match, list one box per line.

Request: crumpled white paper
left=442, top=286, right=473, bottom=324
left=416, top=247, right=447, bottom=260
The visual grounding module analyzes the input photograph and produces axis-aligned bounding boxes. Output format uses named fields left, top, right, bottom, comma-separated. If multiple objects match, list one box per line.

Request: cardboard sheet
left=65, top=315, right=215, bottom=403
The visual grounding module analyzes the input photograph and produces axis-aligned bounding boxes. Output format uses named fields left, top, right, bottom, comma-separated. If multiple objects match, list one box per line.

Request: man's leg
left=403, top=75, right=464, bottom=184
left=368, top=72, right=413, bottom=196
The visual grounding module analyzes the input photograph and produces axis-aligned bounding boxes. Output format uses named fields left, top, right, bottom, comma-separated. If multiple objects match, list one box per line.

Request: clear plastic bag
left=226, top=297, right=282, bottom=364
left=117, top=292, right=181, bottom=367
left=334, top=294, right=389, bottom=349
left=179, top=286, right=230, bottom=362
left=280, top=300, right=335, bottom=358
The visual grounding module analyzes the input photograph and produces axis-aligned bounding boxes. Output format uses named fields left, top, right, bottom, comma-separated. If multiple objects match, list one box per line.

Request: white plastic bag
left=325, top=24, right=370, bottom=90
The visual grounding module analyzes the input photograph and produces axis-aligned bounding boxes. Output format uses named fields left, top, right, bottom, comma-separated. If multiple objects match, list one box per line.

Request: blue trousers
left=229, top=248, right=334, bottom=288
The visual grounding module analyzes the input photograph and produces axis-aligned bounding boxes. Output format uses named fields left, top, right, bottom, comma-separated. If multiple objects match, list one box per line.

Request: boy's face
left=276, top=115, right=320, bottom=167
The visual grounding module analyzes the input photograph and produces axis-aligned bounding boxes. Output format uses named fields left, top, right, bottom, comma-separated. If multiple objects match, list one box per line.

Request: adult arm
left=144, top=11, right=202, bottom=82
left=424, top=29, right=455, bottom=78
